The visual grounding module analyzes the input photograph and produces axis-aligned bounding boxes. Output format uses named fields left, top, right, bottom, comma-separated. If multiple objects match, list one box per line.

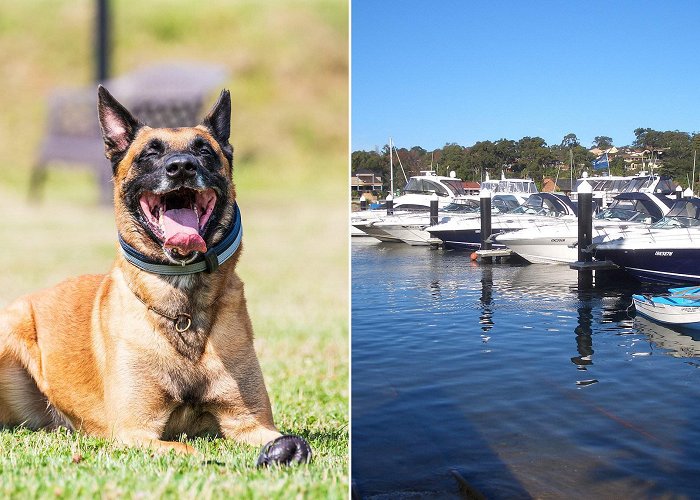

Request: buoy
left=470, top=252, right=478, bottom=261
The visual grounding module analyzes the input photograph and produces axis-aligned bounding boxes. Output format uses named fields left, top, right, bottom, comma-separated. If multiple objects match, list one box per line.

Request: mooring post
left=676, top=185, right=683, bottom=200
left=360, top=194, right=367, bottom=211
left=480, top=188, right=492, bottom=263
left=386, top=194, right=394, bottom=215
left=430, top=193, right=439, bottom=226
left=577, top=180, right=593, bottom=289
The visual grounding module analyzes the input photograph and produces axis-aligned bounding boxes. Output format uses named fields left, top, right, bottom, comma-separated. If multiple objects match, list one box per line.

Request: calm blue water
left=352, top=239, right=700, bottom=499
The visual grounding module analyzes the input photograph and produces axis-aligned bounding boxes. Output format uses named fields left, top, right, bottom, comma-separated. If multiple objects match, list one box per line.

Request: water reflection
left=635, top=316, right=700, bottom=359
left=571, top=299, right=594, bottom=370
left=479, top=266, right=494, bottom=331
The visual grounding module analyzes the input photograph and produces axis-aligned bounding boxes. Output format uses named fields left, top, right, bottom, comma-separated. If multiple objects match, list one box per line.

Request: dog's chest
left=159, top=361, right=223, bottom=438
left=164, top=366, right=210, bottom=405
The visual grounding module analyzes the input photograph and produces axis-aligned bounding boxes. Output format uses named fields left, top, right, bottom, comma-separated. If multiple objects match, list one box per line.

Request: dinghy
left=632, top=286, right=700, bottom=329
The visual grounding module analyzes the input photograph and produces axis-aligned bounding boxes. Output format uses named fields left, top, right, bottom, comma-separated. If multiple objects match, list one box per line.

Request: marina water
left=352, top=239, right=700, bottom=498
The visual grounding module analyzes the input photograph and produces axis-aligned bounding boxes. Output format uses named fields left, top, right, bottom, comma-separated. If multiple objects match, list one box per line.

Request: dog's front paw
left=256, top=435, right=312, bottom=467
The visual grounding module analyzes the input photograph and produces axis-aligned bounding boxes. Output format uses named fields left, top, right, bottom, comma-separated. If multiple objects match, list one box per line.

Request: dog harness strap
left=118, top=203, right=242, bottom=276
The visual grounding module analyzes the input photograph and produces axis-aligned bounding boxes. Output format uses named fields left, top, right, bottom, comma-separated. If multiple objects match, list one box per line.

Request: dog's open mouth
left=139, top=187, right=217, bottom=259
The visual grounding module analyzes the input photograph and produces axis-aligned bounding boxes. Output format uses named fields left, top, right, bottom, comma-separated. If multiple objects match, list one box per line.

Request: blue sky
left=352, top=1, right=700, bottom=152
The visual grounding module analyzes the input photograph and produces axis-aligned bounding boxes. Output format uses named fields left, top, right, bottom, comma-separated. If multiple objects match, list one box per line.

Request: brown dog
left=0, top=87, right=311, bottom=466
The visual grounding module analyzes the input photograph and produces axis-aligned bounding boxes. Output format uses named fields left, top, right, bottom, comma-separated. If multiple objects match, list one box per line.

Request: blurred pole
left=96, top=0, right=110, bottom=82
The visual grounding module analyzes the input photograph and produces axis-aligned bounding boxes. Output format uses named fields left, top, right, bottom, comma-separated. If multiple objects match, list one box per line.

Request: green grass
left=0, top=0, right=348, bottom=497
left=0, top=427, right=346, bottom=498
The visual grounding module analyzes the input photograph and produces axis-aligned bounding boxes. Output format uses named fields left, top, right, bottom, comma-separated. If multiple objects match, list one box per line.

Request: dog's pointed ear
left=97, top=85, right=142, bottom=160
left=200, top=90, right=231, bottom=145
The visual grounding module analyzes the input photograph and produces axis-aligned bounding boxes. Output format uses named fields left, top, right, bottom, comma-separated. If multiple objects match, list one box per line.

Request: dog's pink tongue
left=162, top=208, right=207, bottom=254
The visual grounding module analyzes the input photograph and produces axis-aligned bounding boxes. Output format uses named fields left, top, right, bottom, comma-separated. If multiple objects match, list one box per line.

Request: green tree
left=439, top=143, right=468, bottom=179
left=464, top=140, right=497, bottom=181
left=560, top=133, right=579, bottom=149
left=515, top=136, right=553, bottom=181
left=593, top=136, right=613, bottom=150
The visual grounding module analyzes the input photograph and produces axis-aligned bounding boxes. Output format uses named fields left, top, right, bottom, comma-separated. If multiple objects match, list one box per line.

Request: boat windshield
left=651, top=199, right=700, bottom=228
left=595, top=199, right=656, bottom=222
left=442, top=200, right=479, bottom=212
left=442, top=179, right=467, bottom=196
left=403, top=178, right=450, bottom=196
left=492, top=195, right=520, bottom=213
left=508, top=194, right=567, bottom=216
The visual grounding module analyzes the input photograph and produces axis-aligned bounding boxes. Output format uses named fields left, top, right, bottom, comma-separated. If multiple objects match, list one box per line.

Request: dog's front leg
left=216, top=411, right=312, bottom=466
left=114, top=429, right=199, bottom=455
left=105, top=387, right=199, bottom=456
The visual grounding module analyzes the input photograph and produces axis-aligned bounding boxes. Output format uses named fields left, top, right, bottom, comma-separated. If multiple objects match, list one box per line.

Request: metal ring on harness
left=175, top=313, right=192, bottom=333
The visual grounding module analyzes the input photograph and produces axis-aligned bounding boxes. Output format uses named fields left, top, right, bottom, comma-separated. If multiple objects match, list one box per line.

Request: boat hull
left=633, top=294, right=700, bottom=329
left=494, top=235, right=578, bottom=264
left=594, top=247, right=700, bottom=284
left=426, top=228, right=507, bottom=250
left=385, top=226, right=432, bottom=246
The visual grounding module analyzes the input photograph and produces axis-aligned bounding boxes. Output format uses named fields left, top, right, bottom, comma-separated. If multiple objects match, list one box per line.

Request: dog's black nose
left=165, top=154, right=197, bottom=180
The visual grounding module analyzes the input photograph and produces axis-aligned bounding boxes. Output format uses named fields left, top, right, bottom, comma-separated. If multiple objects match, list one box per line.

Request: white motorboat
left=494, top=193, right=673, bottom=264
left=593, top=198, right=700, bottom=284
left=351, top=171, right=474, bottom=241
left=427, top=193, right=577, bottom=250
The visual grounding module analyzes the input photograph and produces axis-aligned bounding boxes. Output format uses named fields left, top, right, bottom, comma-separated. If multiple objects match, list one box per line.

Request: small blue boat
left=633, top=286, right=700, bottom=329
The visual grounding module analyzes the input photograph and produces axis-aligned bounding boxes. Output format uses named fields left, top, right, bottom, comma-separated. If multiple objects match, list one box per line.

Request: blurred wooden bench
left=30, top=62, right=226, bottom=203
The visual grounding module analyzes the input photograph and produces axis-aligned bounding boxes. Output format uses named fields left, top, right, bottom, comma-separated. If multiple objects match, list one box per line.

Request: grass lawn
left=0, top=0, right=348, bottom=497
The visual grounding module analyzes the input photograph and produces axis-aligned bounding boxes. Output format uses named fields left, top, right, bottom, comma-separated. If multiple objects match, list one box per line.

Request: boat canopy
left=575, top=177, right=631, bottom=194
left=651, top=198, right=700, bottom=228
left=481, top=179, right=538, bottom=195
left=621, top=175, right=676, bottom=195
left=403, top=176, right=467, bottom=197
left=596, top=192, right=671, bottom=223
left=509, top=193, right=576, bottom=216
left=492, top=194, right=520, bottom=213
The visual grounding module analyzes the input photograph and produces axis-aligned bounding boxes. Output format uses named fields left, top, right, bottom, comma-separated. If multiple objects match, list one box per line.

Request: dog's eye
left=140, top=140, right=165, bottom=161
left=199, top=145, right=214, bottom=157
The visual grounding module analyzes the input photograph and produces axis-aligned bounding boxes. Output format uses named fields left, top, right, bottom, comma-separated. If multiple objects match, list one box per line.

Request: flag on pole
left=593, top=153, right=610, bottom=171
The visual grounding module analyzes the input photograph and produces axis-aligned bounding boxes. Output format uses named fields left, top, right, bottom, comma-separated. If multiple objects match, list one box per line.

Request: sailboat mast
left=693, top=149, right=697, bottom=194
left=389, top=137, right=394, bottom=196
